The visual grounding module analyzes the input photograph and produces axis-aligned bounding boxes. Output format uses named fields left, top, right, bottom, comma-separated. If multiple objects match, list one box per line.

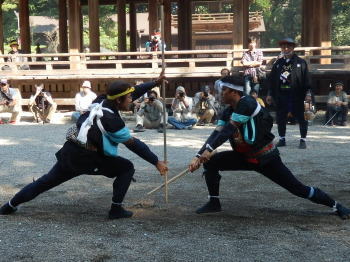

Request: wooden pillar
left=232, top=0, right=249, bottom=65
left=242, top=0, right=249, bottom=48
left=232, top=0, right=249, bottom=50
left=68, top=0, right=82, bottom=69
left=58, top=0, right=68, bottom=53
left=319, top=0, right=332, bottom=64
left=117, top=0, right=127, bottom=52
left=163, top=0, right=172, bottom=50
left=0, top=1, right=4, bottom=54
left=148, top=0, right=158, bottom=38
left=301, top=0, right=313, bottom=46
left=79, top=6, right=84, bottom=52
left=312, top=2, right=321, bottom=48
left=129, top=2, right=137, bottom=52
left=68, top=0, right=82, bottom=52
left=178, top=0, right=192, bottom=50
left=302, top=0, right=332, bottom=64
left=19, top=0, right=31, bottom=53
left=88, top=0, right=100, bottom=52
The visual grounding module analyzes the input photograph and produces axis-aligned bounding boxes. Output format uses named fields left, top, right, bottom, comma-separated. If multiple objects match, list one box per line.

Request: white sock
left=8, top=200, right=16, bottom=209
left=208, top=195, right=219, bottom=199
left=332, top=201, right=338, bottom=212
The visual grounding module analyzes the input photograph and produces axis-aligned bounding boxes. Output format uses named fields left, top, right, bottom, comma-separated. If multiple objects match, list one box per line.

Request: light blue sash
left=231, top=102, right=261, bottom=144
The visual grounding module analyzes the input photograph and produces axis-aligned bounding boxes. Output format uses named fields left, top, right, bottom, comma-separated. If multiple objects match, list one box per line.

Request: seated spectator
left=72, top=81, right=97, bottom=122
left=3, top=40, right=29, bottom=70
left=250, top=90, right=265, bottom=107
left=193, top=85, right=216, bottom=125
left=29, top=84, right=57, bottom=123
left=168, top=86, right=197, bottom=130
left=325, top=81, right=348, bottom=126
left=0, top=79, right=21, bottom=124
left=134, top=90, right=167, bottom=133
left=214, top=68, right=231, bottom=117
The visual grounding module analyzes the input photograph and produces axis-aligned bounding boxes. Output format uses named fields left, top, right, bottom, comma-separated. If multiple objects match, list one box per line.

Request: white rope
left=77, top=102, right=113, bottom=144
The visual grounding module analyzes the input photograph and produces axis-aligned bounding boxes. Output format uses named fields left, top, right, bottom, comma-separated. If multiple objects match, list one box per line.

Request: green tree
left=250, top=0, right=302, bottom=48
left=332, top=0, right=350, bottom=46
left=2, top=0, right=18, bottom=48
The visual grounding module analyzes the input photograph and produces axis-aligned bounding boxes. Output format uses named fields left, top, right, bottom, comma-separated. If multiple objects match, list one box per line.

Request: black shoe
left=197, top=121, right=205, bottom=126
left=298, top=140, right=307, bottom=149
left=276, top=139, right=286, bottom=147
left=133, top=124, right=145, bottom=133
left=335, top=203, right=350, bottom=220
left=185, top=125, right=193, bottom=130
left=0, top=202, right=17, bottom=215
left=196, top=198, right=222, bottom=214
left=108, top=204, right=133, bottom=219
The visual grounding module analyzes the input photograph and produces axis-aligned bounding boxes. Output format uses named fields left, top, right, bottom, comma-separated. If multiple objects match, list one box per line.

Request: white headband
left=218, top=80, right=244, bottom=92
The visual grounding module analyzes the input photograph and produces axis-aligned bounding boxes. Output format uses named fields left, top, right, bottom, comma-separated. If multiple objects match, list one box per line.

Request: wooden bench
left=314, top=95, right=350, bottom=104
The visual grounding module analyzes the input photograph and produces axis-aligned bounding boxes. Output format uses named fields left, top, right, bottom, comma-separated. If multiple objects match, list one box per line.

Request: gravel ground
left=0, top=120, right=350, bottom=262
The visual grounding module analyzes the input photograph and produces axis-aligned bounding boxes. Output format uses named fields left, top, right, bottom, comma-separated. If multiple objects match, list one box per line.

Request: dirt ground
left=0, top=122, right=350, bottom=262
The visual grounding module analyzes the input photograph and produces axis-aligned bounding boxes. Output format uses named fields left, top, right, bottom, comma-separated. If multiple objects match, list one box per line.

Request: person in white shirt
left=168, top=86, right=197, bottom=130
left=72, top=81, right=97, bottom=122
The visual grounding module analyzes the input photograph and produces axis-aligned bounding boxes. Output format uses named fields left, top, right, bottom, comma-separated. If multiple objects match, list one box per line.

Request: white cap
left=82, top=80, right=92, bottom=89
left=0, top=79, right=8, bottom=85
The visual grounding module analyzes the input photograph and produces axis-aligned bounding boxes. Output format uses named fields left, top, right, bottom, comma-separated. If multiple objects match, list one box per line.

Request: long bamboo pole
left=160, top=4, right=168, bottom=203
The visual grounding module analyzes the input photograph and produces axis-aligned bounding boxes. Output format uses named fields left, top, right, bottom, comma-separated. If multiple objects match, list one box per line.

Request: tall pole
left=0, top=1, right=4, bottom=54
left=160, top=4, right=168, bottom=203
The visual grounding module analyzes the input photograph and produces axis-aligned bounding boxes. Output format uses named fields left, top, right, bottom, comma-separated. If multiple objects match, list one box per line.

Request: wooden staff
left=160, top=4, right=168, bottom=203
left=147, top=150, right=216, bottom=196
left=147, top=168, right=189, bottom=196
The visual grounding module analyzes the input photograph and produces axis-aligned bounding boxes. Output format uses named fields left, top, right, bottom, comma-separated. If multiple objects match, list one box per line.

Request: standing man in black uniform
left=189, top=76, right=350, bottom=220
left=0, top=75, right=168, bottom=219
left=266, top=38, right=311, bottom=149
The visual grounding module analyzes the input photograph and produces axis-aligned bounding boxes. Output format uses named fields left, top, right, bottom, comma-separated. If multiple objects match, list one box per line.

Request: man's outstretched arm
left=124, top=137, right=168, bottom=175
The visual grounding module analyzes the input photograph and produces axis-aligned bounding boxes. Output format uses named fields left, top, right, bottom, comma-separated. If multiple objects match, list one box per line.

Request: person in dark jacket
left=266, top=38, right=312, bottom=149
left=189, top=76, right=350, bottom=220
left=0, top=73, right=168, bottom=220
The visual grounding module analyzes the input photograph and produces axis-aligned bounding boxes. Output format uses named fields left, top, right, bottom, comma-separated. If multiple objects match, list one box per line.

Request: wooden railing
left=171, top=11, right=262, bottom=24
left=0, top=46, right=350, bottom=80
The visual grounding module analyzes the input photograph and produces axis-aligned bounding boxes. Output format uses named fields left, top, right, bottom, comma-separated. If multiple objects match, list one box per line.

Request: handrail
left=1, top=46, right=349, bottom=58
left=0, top=46, right=350, bottom=80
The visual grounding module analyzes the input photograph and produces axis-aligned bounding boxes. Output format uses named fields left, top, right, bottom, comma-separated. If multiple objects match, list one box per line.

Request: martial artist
left=0, top=78, right=168, bottom=219
left=189, top=76, right=350, bottom=219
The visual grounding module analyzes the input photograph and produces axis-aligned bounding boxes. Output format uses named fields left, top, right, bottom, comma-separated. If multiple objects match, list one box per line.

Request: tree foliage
left=250, top=0, right=302, bottom=47
left=332, top=1, right=350, bottom=46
